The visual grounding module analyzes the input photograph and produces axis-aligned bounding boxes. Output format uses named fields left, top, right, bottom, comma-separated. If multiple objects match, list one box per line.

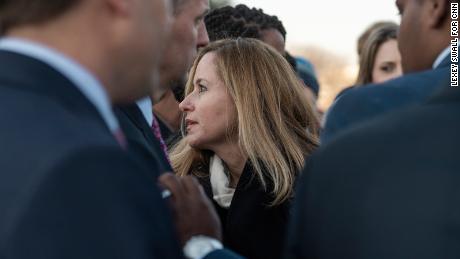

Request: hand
left=158, top=173, right=222, bottom=245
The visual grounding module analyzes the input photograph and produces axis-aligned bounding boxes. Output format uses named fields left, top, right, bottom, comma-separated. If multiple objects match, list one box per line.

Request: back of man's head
left=0, top=0, right=80, bottom=34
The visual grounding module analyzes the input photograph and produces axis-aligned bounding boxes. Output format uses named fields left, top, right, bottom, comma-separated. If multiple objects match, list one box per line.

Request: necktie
left=113, top=128, right=127, bottom=149
left=151, top=115, right=170, bottom=163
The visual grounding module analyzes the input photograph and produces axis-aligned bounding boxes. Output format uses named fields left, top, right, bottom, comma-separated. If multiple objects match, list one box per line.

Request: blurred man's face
left=158, top=0, right=210, bottom=97
left=119, top=0, right=172, bottom=101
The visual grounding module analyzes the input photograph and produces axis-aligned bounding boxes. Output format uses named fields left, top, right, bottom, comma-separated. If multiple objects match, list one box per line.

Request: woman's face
left=179, top=52, right=237, bottom=149
left=372, top=39, right=403, bottom=84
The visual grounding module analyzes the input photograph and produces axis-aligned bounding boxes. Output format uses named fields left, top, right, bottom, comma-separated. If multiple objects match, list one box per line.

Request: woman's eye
left=381, top=63, right=395, bottom=73
left=198, top=84, right=207, bottom=93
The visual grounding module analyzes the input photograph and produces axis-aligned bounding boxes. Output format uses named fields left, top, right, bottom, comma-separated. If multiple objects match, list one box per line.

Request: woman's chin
left=185, top=136, right=202, bottom=149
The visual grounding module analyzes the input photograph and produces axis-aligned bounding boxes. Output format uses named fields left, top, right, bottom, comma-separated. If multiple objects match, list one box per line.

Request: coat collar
left=0, top=50, right=109, bottom=134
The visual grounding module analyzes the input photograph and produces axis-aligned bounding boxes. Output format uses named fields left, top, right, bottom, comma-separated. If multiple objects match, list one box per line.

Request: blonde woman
left=170, top=38, right=319, bottom=259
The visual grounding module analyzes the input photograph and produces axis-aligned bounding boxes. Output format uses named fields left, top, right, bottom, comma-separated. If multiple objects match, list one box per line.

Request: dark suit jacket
left=0, top=50, right=185, bottom=258
left=286, top=80, right=460, bottom=259
left=198, top=162, right=291, bottom=259
left=114, top=104, right=172, bottom=175
left=321, top=56, right=451, bottom=144
left=0, top=49, right=243, bottom=259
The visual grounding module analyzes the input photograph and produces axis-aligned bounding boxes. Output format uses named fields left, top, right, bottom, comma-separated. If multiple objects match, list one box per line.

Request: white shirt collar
left=136, top=97, right=153, bottom=126
left=433, top=46, right=451, bottom=69
left=0, top=37, right=119, bottom=133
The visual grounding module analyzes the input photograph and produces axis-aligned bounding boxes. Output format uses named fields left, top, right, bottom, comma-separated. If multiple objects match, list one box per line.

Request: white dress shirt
left=433, top=46, right=451, bottom=69
left=136, top=97, right=154, bottom=126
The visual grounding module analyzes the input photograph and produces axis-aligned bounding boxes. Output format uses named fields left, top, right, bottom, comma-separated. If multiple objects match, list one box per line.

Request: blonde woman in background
left=356, top=22, right=402, bottom=85
left=170, top=38, right=319, bottom=259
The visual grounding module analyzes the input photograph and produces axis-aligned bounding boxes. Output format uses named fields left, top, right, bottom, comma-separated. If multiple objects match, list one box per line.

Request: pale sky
left=235, top=0, right=400, bottom=63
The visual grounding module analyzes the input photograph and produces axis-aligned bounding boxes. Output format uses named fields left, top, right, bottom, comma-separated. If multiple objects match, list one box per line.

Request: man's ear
left=425, top=0, right=450, bottom=29
left=106, top=0, right=132, bottom=17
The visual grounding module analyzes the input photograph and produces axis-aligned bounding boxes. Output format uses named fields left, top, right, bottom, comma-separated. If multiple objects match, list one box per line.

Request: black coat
left=198, top=162, right=292, bottom=259
left=0, top=50, right=183, bottom=259
left=286, top=80, right=460, bottom=259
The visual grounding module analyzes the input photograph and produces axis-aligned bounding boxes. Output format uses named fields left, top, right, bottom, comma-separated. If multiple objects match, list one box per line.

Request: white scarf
left=210, top=155, right=235, bottom=209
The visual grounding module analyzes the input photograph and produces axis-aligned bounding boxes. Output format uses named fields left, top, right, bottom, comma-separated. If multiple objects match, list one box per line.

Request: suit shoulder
left=321, top=97, right=459, bottom=163
left=333, top=67, right=449, bottom=110
left=322, top=68, right=449, bottom=143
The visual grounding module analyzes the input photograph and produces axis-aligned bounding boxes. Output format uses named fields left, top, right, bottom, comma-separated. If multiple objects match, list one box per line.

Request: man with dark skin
left=286, top=1, right=459, bottom=258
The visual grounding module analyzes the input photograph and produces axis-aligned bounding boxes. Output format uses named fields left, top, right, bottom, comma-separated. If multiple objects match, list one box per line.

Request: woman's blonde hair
left=356, top=22, right=399, bottom=85
left=170, top=38, right=320, bottom=205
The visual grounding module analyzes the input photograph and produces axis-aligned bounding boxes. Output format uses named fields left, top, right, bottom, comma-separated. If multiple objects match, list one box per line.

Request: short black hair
left=242, top=5, right=286, bottom=40
left=205, top=5, right=261, bottom=41
left=205, top=4, right=286, bottom=42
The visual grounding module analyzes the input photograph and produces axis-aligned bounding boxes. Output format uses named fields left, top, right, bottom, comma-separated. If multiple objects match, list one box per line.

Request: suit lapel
left=0, top=50, right=110, bottom=134
left=118, top=104, right=173, bottom=172
left=119, top=104, right=160, bottom=149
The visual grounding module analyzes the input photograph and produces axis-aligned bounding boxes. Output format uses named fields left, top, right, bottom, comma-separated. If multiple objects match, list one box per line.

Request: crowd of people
left=0, top=0, right=457, bottom=259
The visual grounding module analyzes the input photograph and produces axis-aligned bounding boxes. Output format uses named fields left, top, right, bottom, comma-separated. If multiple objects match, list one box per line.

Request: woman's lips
left=185, top=119, right=198, bottom=131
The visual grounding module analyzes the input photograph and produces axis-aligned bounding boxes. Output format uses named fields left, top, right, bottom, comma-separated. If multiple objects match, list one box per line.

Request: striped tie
left=151, top=115, right=170, bottom=163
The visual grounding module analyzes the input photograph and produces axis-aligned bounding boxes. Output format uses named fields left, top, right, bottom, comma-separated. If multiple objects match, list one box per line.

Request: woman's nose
left=179, top=95, right=194, bottom=112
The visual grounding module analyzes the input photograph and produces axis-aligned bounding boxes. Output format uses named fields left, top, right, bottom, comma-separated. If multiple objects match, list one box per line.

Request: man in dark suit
left=114, top=0, right=210, bottom=175
left=287, top=80, right=460, bottom=259
left=0, top=1, right=240, bottom=258
left=321, top=0, right=453, bottom=144
left=285, top=0, right=459, bottom=258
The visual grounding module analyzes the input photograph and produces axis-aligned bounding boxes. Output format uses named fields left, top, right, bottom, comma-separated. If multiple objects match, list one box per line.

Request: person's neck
left=213, top=143, right=247, bottom=187
left=153, top=89, right=181, bottom=131
left=427, top=28, right=452, bottom=69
